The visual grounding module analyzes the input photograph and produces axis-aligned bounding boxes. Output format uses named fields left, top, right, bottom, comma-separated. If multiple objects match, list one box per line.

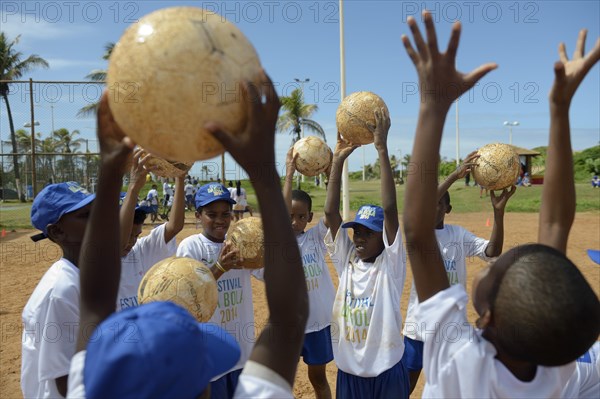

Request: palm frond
left=85, top=70, right=107, bottom=82
left=300, top=119, right=327, bottom=142
left=77, top=102, right=100, bottom=117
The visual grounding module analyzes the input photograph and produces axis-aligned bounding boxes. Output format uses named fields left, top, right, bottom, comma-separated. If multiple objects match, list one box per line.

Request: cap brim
left=587, top=249, right=600, bottom=265
left=30, top=232, right=48, bottom=242
left=341, top=220, right=383, bottom=233
left=197, top=323, right=241, bottom=377
left=197, top=198, right=236, bottom=207
left=65, top=193, right=96, bottom=215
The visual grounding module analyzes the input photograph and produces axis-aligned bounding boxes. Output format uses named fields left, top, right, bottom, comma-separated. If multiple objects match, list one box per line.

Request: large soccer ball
left=292, top=136, right=332, bottom=177
left=225, top=217, right=264, bottom=269
left=139, top=147, right=194, bottom=178
left=138, top=257, right=218, bottom=322
left=472, top=143, right=520, bottom=190
left=336, top=91, right=389, bottom=145
left=107, top=7, right=262, bottom=162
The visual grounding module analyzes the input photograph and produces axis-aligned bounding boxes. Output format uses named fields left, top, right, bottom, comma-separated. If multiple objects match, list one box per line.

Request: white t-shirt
left=416, top=284, right=576, bottom=398
left=234, top=361, right=293, bottom=398
left=563, top=342, right=600, bottom=398
left=177, top=234, right=257, bottom=380
left=21, top=258, right=80, bottom=399
left=66, top=350, right=85, bottom=399
left=325, top=227, right=406, bottom=377
left=146, top=189, right=159, bottom=206
left=231, top=188, right=247, bottom=207
left=117, top=224, right=177, bottom=311
left=404, top=224, right=490, bottom=340
left=184, top=183, right=195, bottom=196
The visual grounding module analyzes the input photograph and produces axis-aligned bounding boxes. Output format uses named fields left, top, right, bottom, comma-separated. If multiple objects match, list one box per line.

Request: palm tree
left=277, top=88, right=326, bottom=144
left=77, top=42, right=114, bottom=117
left=53, top=128, right=83, bottom=180
left=1, top=32, right=49, bottom=201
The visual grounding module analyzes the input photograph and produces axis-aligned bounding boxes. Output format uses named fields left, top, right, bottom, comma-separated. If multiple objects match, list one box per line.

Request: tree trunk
left=2, top=93, right=24, bottom=201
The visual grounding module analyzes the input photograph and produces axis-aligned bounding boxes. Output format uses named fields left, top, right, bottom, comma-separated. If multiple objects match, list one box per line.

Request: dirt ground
left=1, top=211, right=599, bottom=398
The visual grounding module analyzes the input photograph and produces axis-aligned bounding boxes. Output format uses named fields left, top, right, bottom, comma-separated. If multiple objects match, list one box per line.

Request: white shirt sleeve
left=233, top=361, right=293, bottom=398
left=66, top=351, right=86, bottom=399
left=131, top=224, right=177, bottom=274
left=461, top=227, right=492, bottom=261
left=324, top=227, right=352, bottom=276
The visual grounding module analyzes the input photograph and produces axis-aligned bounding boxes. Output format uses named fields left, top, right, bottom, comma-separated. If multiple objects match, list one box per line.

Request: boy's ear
left=194, top=211, right=201, bottom=219
left=475, top=309, right=492, bottom=329
left=446, top=204, right=453, bottom=214
left=308, top=212, right=314, bottom=223
left=46, top=223, right=65, bottom=243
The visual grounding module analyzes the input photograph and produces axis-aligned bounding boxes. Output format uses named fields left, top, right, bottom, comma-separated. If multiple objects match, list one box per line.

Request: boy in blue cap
left=402, top=13, right=599, bottom=397
left=21, top=181, right=95, bottom=398
left=68, top=73, right=308, bottom=398
left=324, top=111, right=409, bottom=397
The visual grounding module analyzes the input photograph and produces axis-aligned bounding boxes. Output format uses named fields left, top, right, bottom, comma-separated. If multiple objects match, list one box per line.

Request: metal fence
left=1, top=80, right=103, bottom=202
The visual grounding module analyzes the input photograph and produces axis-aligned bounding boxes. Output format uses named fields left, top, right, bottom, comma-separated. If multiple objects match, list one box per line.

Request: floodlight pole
left=340, top=0, right=349, bottom=220
left=504, top=121, right=519, bottom=145
left=455, top=98, right=460, bottom=167
left=295, top=78, right=310, bottom=184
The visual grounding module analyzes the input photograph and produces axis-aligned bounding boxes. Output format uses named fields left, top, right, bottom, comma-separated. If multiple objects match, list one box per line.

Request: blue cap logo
left=195, top=183, right=236, bottom=208
left=341, top=204, right=384, bottom=232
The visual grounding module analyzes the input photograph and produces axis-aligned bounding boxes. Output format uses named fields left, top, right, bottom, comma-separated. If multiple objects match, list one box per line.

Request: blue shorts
left=302, top=326, right=334, bottom=365
left=209, top=368, right=242, bottom=399
left=186, top=194, right=194, bottom=203
left=337, top=360, right=409, bottom=399
left=402, top=336, right=424, bottom=372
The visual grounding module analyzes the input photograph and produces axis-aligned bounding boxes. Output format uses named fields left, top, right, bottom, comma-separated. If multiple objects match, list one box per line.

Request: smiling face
left=352, top=224, right=385, bottom=262
left=196, top=201, right=232, bottom=242
left=290, top=199, right=313, bottom=235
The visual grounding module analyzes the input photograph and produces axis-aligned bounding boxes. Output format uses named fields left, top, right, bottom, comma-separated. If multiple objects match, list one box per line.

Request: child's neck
left=483, top=330, right=537, bottom=382
left=202, top=232, right=224, bottom=243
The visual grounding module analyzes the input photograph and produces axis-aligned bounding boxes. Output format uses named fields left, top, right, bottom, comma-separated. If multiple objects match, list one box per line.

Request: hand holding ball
left=225, top=217, right=264, bottom=270
left=336, top=92, right=389, bottom=145
left=292, top=136, right=332, bottom=177
left=472, top=143, right=520, bottom=190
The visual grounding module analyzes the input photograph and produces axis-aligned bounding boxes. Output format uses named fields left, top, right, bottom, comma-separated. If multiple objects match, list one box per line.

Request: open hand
left=456, top=151, right=479, bottom=179
left=550, top=30, right=600, bottom=106
left=219, top=242, right=243, bottom=271
left=333, top=131, right=359, bottom=161
left=285, top=146, right=298, bottom=178
left=402, top=11, right=497, bottom=111
left=97, top=91, right=135, bottom=173
left=372, top=108, right=391, bottom=151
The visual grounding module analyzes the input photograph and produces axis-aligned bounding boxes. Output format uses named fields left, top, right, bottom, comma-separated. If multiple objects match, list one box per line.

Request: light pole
left=339, top=0, right=350, bottom=220
left=24, top=121, right=40, bottom=198
left=503, top=121, right=519, bottom=145
left=295, top=78, right=309, bottom=184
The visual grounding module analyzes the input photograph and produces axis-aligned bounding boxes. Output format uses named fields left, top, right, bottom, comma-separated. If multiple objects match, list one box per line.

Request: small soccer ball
left=139, top=148, right=194, bottom=178
left=292, top=136, right=332, bottom=177
left=107, top=7, right=262, bottom=162
left=226, top=217, right=264, bottom=269
left=138, top=257, right=218, bottom=322
left=472, top=143, right=520, bottom=190
left=336, top=91, right=389, bottom=145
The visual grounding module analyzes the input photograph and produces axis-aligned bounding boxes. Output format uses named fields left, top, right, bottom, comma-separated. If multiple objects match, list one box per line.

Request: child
left=146, top=183, right=159, bottom=222
left=283, top=148, right=336, bottom=399
left=184, top=178, right=196, bottom=210
left=176, top=181, right=257, bottom=398
left=401, top=13, right=599, bottom=397
left=116, top=154, right=186, bottom=311
left=324, top=113, right=409, bottom=398
left=231, top=180, right=248, bottom=221
left=68, top=73, right=308, bottom=398
left=21, top=181, right=95, bottom=398
left=402, top=152, right=515, bottom=392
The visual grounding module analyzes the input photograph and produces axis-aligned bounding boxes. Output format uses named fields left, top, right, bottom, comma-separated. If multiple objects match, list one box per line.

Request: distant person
left=592, top=175, right=599, bottom=188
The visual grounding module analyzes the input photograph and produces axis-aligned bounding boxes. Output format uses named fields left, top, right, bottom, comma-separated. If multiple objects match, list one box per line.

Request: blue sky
left=1, top=0, right=599, bottom=178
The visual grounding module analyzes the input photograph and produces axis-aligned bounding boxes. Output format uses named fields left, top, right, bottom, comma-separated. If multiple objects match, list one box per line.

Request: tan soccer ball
left=292, top=136, right=332, bottom=177
left=472, top=143, right=520, bottom=190
left=139, top=148, right=194, bottom=178
left=225, top=217, right=264, bottom=269
left=138, top=257, right=218, bottom=322
left=107, top=7, right=262, bottom=162
left=336, top=91, right=389, bottom=145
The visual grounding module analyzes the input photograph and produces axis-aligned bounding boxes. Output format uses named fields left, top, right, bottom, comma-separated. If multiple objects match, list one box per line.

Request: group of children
left=21, top=14, right=599, bottom=399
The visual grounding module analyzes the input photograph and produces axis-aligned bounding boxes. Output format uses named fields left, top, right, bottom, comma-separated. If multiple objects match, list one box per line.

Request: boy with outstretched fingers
left=401, top=12, right=599, bottom=398
left=324, top=111, right=409, bottom=398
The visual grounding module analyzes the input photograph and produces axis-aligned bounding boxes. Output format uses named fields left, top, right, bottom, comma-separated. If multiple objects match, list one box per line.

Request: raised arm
left=206, top=73, right=307, bottom=387
left=539, top=30, right=600, bottom=253
left=402, top=12, right=497, bottom=302
left=437, top=151, right=478, bottom=201
left=283, top=146, right=296, bottom=213
left=119, top=149, right=149, bottom=252
left=372, top=109, right=398, bottom=243
left=486, top=186, right=516, bottom=257
left=76, top=92, right=135, bottom=352
left=164, top=175, right=186, bottom=243
left=324, top=133, right=358, bottom=239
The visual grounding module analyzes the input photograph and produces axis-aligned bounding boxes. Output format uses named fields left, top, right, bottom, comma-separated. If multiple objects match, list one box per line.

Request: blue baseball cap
left=195, top=183, right=236, bottom=208
left=30, top=182, right=95, bottom=242
left=341, top=204, right=384, bottom=232
left=84, top=301, right=240, bottom=399
left=587, top=249, right=600, bottom=265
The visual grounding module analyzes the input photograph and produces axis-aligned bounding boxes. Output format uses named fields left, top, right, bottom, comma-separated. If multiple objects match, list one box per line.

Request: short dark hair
left=133, top=208, right=147, bottom=225
left=492, top=244, right=600, bottom=366
left=292, top=190, right=312, bottom=212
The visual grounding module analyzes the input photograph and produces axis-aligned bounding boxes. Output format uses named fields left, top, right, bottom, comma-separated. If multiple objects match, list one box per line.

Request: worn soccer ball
left=472, top=143, right=520, bottom=190
left=107, top=7, right=262, bottom=162
left=225, top=217, right=264, bottom=269
left=336, top=91, right=389, bottom=145
left=138, top=257, right=218, bottom=322
left=139, top=148, right=194, bottom=178
left=292, top=136, right=332, bottom=177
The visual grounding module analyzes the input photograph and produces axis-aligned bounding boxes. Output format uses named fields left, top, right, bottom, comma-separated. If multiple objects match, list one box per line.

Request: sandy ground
left=1, top=211, right=599, bottom=398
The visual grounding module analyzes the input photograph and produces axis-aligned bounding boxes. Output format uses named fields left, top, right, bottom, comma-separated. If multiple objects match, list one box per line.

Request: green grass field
left=2, top=180, right=598, bottom=230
